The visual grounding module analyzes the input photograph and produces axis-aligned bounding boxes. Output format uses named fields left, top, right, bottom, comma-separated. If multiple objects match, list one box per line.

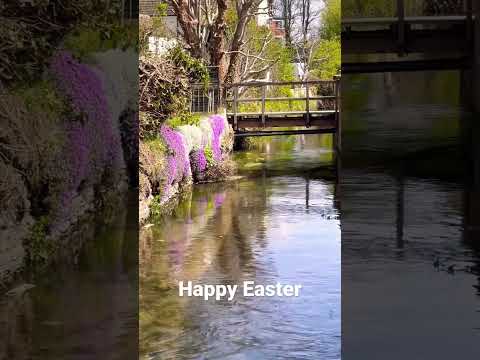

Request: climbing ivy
left=168, top=46, right=210, bottom=86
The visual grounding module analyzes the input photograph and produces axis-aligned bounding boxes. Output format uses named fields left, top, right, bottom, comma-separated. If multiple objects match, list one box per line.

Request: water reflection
left=0, top=194, right=138, bottom=360
left=140, top=135, right=341, bottom=359
left=342, top=72, right=480, bottom=359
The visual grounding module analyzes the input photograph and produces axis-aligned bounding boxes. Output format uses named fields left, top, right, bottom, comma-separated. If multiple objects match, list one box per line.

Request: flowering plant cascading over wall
left=160, top=125, right=191, bottom=197
left=155, top=114, right=230, bottom=202
left=209, top=115, right=226, bottom=162
left=49, top=50, right=124, bottom=226
left=191, top=149, right=207, bottom=176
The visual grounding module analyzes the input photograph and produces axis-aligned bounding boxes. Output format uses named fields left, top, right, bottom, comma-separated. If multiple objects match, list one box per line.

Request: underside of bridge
left=227, top=112, right=336, bottom=131
left=341, top=2, right=480, bottom=112
left=342, top=17, right=474, bottom=72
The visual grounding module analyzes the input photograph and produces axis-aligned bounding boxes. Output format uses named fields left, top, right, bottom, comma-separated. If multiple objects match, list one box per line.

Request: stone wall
left=139, top=113, right=234, bottom=223
left=0, top=48, right=137, bottom=288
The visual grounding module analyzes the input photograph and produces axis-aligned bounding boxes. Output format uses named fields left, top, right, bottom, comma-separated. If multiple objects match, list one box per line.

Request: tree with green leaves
left=309, top=0, right=340, bottom=80
left=170, top=0, right=265, bottom=84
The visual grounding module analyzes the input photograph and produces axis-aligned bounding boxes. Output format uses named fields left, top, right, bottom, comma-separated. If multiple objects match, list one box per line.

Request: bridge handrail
left=226, top=96, right=337, bottom=103
left=225, top=78, right=341, bottom=131
left=342, top=0, right=473, bottom=19
left=342, top=15, right=473, bottom=26
left=225, top=80, right=336, bottom=88
left=342, top=0, right=473, bottom=57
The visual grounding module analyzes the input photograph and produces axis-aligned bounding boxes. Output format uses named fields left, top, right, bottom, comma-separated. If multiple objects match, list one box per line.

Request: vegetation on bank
left=1, top=2, right=138, bottom=271
left=139, top=111, right=234, bottom=222
left=139, top=14, right=234, bottom=222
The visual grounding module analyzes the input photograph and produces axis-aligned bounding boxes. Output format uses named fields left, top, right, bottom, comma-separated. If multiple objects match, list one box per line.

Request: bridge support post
left=233, top=87, right=239, bottom=131
left=334, top=76, right=342, bottom=153
left=261, top=85, right=266, bottom=127
left=305, top=82, right=310, bottom=127
left=460, top=1, right=479, bottom=112
left=462, top=0, right=480, bottom=244
left=396, top=0, right=406, bottom=55
left=473, top=0, right=480, bottom=113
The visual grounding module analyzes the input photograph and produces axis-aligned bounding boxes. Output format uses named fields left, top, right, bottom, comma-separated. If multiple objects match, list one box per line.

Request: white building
left=256, top=0, right=272, bottom=26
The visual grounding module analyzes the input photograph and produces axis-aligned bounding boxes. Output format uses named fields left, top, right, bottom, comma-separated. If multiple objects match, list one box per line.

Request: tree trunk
left=224, top=3, right=254, bottom=85
left=208, top=0, right=228, bottom=83
left=283, top=0, right=293, bottom=48
left=171, top=0, right=203, bottom=58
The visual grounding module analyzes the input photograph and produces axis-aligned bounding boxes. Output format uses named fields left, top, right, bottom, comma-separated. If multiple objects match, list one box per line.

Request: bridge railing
left=224, top=78, right=341, bottom=129
left=342, top=0, right=474, bottom=56
left=343, top=0, right=472, bottom=18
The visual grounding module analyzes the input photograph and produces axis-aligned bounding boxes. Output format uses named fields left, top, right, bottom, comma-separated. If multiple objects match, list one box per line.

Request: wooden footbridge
left=223, top=78, right=341, bottom=146
left=342, top=0, right=476, bottom=73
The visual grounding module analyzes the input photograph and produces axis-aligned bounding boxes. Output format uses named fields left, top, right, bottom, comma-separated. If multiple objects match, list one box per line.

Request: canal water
left=0, top=194, right=138, bottom=360
left=341, top=71, right=480, bottom=359
left=140, top=136, right=341, bottom=359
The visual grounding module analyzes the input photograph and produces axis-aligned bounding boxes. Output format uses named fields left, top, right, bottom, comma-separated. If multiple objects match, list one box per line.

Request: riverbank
left=139, top=113, right=234, bottom=223
left=0, top=28, right=137, bottom=288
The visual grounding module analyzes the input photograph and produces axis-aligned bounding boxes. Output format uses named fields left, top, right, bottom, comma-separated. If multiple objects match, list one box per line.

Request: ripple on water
left=141, top=161, right=341, bottom=359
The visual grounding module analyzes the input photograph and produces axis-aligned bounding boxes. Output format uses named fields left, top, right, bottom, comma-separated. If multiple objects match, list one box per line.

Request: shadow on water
left=140, top=134, right=341, bottom=359
left=342, top=71, right=480, bottom=359
left=0, top=193, right=139, bottom=360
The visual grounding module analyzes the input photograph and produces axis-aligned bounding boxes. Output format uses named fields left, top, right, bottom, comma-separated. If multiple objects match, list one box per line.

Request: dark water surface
left=140, top=136, right=341, bottom=359
left=342, top=72, right=480, bottom=359
left=0, top=194, right=138, bottom=360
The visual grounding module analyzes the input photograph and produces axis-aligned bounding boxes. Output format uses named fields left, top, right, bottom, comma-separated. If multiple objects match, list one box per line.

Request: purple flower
left=191, top=149, right=207, bottom=174
left=48, top=51, right=124, bottom=229
left=209, top=115, right=225, bottom=162
left=50, top=51, right=122, bottom=180
left=160, top=125, right=190, bottom=193
left=66, top=122, right=91, bottom=187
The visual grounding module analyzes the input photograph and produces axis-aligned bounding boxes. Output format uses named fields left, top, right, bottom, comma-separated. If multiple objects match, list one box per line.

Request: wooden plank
left=342, top=28, right=469, bottom=54
left=227, top=114, right=336, bottom=128
left=406, top=15, right=473, bottom=24
left=235, top=128, right=336, bottom=137
left=342, top=15, right=471, bottom=26
left=226, top=80, right=335, bottom=88
left=342, top=58, right=471, bottom=73
left=225, top=96, right=336, bottom=103
left=227, top=110, right=335, bottom=116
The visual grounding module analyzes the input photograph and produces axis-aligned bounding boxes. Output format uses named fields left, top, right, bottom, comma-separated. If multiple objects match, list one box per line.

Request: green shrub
left=204, top=146, right=215, bottom=166
left=149, top=195, right=164, bottom=218
left=63, top=23, right=138, bottom=60
left=144, top=137, right=167, bottom=154
left=168, top=46, right=210, bottom=86
left=0, top=0, right=125, bottom=85
left=25, top=216, right=54, bottom=267
left=0, top=93, right=66, bottom=215
left=13, top=80, right=66, bottom=117
left=139, top=56, right=190, bottom=138
left=166, top=113, right=201, bottom=128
